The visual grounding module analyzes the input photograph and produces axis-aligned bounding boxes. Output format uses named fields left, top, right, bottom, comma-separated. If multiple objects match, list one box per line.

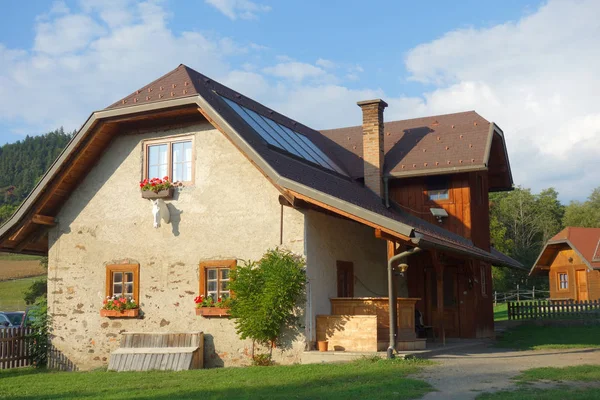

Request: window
left=558, top=273, right=568, bottom=290
left=480, top=264, right=488, bottom=296
left=106, top=264, right=140, bottom=303
left=199, top=260, right=236, bottom=300
left=143, top=136, right=194, bottom=183
left=426, top=176, right=450, bottom=201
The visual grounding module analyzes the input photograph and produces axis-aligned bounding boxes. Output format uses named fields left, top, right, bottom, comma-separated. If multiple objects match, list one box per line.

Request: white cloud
left=263, top=61, right=327, bottom=82
left=315, top=58, right=336, bottom=69
left=398, top=0, right=600, bottom=200
left=204, top=0, right=271, bottom=20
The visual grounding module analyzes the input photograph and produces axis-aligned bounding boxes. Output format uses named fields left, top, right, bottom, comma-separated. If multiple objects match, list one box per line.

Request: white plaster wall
left=47, top=122, right=306, bottom=369
left=304, top=210, right=387, bottom=345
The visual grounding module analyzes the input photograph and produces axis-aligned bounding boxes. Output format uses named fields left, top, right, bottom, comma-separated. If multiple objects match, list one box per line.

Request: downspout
left=383, top=176, right=390, bottom=208
left=387, top=246, right=422, bottom=359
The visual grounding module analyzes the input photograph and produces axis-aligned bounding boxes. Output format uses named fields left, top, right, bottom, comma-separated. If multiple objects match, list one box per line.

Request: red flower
left=151, top=183, right=156, bottom=187
left=103, top=299, right=107, bottom=305
left=217, top=297, right=222, bottom=303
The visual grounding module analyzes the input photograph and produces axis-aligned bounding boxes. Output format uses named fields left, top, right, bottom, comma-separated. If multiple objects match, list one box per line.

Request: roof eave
left=0, top=96, right=202, bottom=245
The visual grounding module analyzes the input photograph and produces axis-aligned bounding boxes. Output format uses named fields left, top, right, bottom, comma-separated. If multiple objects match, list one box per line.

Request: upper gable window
left=144, top=136, right=194, bottom=184
left=426, top=176, right=450, bottom=201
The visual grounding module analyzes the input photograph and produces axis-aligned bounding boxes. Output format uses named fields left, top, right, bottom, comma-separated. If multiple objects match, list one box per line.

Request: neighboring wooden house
left=0, top=65, right=521, bottom=370
left=530, top=227, right=600, bottom=301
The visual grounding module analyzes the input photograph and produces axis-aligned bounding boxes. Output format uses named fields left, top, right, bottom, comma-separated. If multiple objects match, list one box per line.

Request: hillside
left=0, top=128, right=72, bottom=225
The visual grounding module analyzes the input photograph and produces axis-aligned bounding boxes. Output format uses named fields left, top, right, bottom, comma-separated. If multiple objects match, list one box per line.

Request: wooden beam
left=432, top=251, right=446, bottom=346
left=14, top=226, right=51, bottom=252
left=376, top=228, right=401, bottom=242
left=32, top=214, right=56, bottom=226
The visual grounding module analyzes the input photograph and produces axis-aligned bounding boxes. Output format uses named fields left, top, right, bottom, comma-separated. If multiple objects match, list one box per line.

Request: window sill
left=100, top=308, right=140, bottom=318
left=195, top=307, right=230, bottom=317
left=141, top=187, right=174, bottom=200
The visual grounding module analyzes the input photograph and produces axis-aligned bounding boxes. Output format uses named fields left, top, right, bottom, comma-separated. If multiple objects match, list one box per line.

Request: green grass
left=494, top=303, right=508, bottom=321
left=496, top=324, right=600, bottom=350
left=0, top=358, right=434, bottom=400
left=477, top=386, right=600, bottom=400
left=0, top=276, right=43, bottom=311
left=0, top=252, right=42, bottom=261
left=477, top=364, right=600, bottom=400
left=516, top=364, right=600, bottom=383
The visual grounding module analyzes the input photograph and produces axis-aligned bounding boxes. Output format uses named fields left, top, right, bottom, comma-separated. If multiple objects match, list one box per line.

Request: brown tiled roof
left=549, top=227, right=600, bottom=268
left=106, top=64, right=202, bottom=109
left=319, top=112, right=491, bottom=179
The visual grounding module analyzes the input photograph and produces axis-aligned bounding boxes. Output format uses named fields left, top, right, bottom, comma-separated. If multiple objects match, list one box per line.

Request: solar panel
left=219, top=95, right=347, bottom=175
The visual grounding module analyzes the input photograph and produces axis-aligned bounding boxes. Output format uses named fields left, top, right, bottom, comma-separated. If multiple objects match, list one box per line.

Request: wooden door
left=576, top=270, right=589, bottom=301
left=443, top=266, right=460, bottom=337
left=336, top=261, right=354, bottom=298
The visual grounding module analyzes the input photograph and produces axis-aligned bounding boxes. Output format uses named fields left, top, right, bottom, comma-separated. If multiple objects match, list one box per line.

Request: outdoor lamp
left=398, top=263, right=409, bottom=276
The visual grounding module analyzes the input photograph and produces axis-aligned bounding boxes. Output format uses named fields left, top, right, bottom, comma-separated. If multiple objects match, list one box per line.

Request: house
left=0, top=64, right=522, bottom=369
left=530, top=227, right=600, bottom=301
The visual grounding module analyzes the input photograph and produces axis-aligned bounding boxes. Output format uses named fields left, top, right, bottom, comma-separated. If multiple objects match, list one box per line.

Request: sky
left=0, top=0, right=598, bottom=202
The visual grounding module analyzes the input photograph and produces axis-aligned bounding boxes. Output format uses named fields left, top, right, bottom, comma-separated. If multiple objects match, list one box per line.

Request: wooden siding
left=389, top=174, right=472, bottom=239
left=587, top=269, right=600, bottom=301
left=469, top=171, right=490, bottom=251
left=405, top=251, right=494, bottom=339
left=547, top=248, right=589, bottom=301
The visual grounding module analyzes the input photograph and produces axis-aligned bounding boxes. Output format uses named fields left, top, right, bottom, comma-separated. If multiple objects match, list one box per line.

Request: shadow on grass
left=495, top=324, right=600, bottom=350
left=0, top=359, right=434, bottom=400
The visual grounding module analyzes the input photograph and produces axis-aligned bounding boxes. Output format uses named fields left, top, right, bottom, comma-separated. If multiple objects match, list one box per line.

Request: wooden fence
left=0, top=327, right=32, bottom=369
left=508, top=300, right=600, bottom=320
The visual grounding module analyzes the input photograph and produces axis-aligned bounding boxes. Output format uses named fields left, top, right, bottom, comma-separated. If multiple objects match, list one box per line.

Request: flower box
left=141, top=187, right=174, bottom=200
left=195, top=307, right=230, bottom=317
left=100, top=308, right=139, bottom=318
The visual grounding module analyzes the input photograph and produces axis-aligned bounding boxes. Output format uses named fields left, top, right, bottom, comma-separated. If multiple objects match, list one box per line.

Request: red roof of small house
left=530, top=227, right=600, bottom=275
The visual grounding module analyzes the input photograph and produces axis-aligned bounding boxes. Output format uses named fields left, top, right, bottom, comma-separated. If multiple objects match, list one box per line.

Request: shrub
left=27, top=297, right=49, bottom=368
left=229, top=248, right=305, bottom=362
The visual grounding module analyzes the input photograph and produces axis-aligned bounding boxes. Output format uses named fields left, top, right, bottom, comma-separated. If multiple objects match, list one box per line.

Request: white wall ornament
left=151, top=199, right=171, bottom=228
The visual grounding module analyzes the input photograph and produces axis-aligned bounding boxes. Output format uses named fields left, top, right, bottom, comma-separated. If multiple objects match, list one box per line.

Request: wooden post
left=494, top=291, right=497, bottom=307
left=432, top=251, right=445, bottom=346
left=516, top=284, right=520, bottom=302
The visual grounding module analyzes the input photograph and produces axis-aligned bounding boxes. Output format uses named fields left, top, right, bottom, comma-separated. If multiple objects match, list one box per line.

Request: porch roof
left=0, top=64, right=522, bottom=270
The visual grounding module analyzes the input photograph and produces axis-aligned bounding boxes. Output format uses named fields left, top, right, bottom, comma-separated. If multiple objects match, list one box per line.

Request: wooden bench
left=108, top=332, right=204, bottom=371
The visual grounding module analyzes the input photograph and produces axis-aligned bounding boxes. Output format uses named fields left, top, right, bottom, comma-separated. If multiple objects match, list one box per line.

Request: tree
left=563, top=187, right=600, bottom=228
left=489, top=187, right=565, bottom=291
left=229, top=248, right=305, bottom=364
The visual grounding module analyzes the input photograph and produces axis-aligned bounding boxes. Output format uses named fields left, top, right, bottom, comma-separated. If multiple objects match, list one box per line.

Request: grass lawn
left=477, top=364, right=600, bottom=400
left=0, top=276, right=45, bottom=311
left=494, top=303, right=508, bottom=321
left=496, top=324, right=600, bottom=350
left=0, top=358, right=434, bottom=400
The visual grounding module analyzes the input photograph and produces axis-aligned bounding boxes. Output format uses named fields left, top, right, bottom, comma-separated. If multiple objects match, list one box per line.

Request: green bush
left=229, top=248, right=305, bottom=361
left=27, top=297, right=49, bottom=367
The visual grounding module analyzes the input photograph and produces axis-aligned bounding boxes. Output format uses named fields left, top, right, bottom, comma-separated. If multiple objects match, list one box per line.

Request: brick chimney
left=357, top=99, right=388, bottom=197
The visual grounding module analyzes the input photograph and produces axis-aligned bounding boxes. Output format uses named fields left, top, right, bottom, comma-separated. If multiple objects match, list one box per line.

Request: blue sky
left=1, top=0, right=599, bottom=202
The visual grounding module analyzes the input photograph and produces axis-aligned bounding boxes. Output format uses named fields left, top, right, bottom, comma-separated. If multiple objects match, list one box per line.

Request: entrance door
left=576, top=270, right=589, bottom=301
left=336, top=261, right=354, bottom=297
left=443, top=266, right=460, bottom=337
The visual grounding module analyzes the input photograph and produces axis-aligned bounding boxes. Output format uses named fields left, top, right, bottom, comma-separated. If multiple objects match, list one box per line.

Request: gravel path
left=416, top=343, right=600, bottom=399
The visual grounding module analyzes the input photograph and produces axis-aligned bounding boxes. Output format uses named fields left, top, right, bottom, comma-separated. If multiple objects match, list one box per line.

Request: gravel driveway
left=416, top=343, right=600, bottom=399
